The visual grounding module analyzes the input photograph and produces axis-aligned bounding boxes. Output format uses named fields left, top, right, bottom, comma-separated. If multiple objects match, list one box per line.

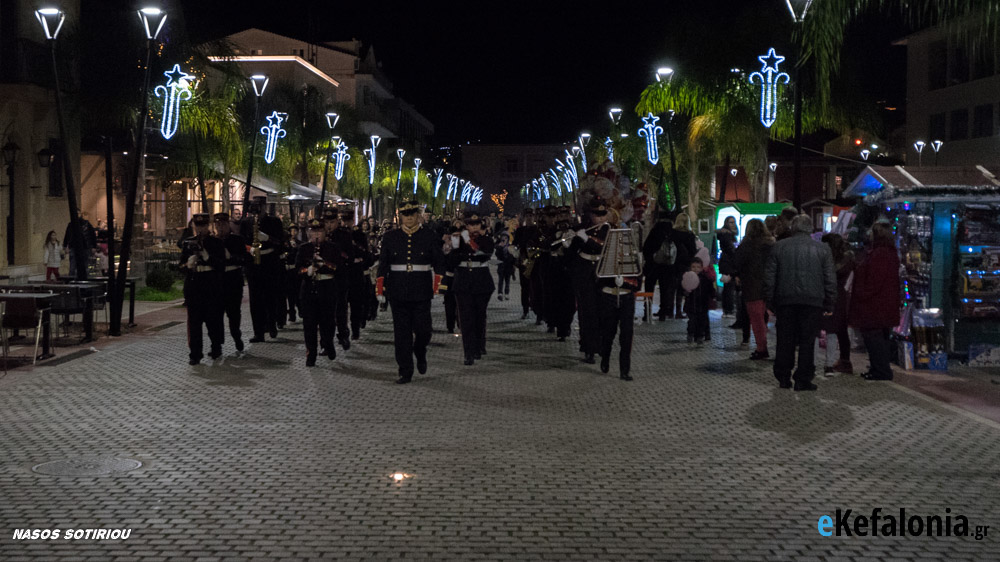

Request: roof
left=843, top=165, right=1000, bottom=201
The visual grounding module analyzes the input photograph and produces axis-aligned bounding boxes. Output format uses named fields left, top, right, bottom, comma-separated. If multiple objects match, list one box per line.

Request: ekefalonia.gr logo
left=817, top=508, right=989, bottom=540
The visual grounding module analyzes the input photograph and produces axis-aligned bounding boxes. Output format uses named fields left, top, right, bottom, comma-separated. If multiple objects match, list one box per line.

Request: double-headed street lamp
left=786, top=0, right=813, bottom=210
left=243, top=74, right=269, bottom=208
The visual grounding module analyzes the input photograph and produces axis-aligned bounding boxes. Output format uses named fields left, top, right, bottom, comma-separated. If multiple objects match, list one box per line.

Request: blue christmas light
left=637, top=113, right=663, bottom=165
left=461, top=180, right=473, bottom=203
left=332, top=141, right=350, bottom=180
left=432, top=168, right=444, bottom=198
left=446, top=173, right=458, bottom=200
left=578, top=133, right=590, bottom=172
left=547, top=169, right=562, bottom=196
left=471, top=187, right=483, bottom=206
left=154, top=64, right=193, bottom=140
left=604, top=137, right=614, bottom=162
left=412, top=157, right=422, bottom=194
left=749, top=48, right=790, bottom=128
left=261, top=111, right=287, bottom=164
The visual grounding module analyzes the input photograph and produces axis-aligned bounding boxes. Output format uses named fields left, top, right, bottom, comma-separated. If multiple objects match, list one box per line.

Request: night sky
left=173, top=0, right=909, bottom=145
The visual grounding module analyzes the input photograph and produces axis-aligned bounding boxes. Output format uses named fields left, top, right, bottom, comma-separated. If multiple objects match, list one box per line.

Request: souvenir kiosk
left=843, top=166, right=1000, bottom=361
left=713, top=202, right=790, bottom=244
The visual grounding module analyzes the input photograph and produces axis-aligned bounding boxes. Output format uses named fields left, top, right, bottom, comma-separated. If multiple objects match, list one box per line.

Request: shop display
left=956, top=205, right=1000, bottom=319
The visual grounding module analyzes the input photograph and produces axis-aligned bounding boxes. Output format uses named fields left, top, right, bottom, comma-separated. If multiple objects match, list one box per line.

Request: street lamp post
left=392, top=148, right=405, bottom=221
left=365, top=135, right=380, bottom=219
left=35, top=7, right=88, bottom=281
left=2, top=141, right=18, bottom=265
left=578, top=133, right=591, bottom=173
left=243, top=74, right=269, bottom=209
left=913, top=140, right=926, bottom=167
left=412, top=157, right=422, bottom=195
left=318, top=112, right=339, bottom=210
left=931, top=139, right=943, bottom=166
left=786, top=0, right=813, bottom=210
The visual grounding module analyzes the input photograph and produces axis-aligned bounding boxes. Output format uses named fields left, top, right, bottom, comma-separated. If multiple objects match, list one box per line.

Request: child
left=685, top=257, right=716, bottom=344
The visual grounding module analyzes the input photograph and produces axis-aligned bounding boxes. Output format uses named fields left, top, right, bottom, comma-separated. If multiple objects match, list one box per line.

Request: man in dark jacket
left=641, top=214, right=674, bottom=320
left=764, top=215, right=836, bottom=391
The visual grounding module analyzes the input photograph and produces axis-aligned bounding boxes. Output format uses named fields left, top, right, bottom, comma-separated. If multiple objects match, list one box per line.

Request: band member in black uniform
left=180, top=213, right=226, bottom=365
left=341, top=209, right=370, bottom=340
left=592, top=207, right=640, bottom=381
left=548, top=208, right=577, bottom=341
left=322, top=207, right=355, bottom=350
left=569, top=200, right=611, bottom=364
left=241, top=195, right=285, bottom=342
left=513, top=208, right=542, bottom=321
left=282, top=225, right=301, bottom=324
left=448, top=213, right=496, bottom=365
left=441, top=220, right=462, bottom=333
left=213, top=212, right=247, bottom=352
left=376, top=201, right=445, bottom=384
left=296, top=219, right=340, bottom=366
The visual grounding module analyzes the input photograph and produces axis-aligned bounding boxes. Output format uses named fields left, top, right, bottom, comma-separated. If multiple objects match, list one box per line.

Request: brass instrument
left=251, top=214, right=262, bottom=265
left=596, top=228, right=642, bottom=287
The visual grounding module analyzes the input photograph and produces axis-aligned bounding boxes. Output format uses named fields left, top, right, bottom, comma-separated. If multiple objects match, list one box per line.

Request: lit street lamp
left=393, top=148, right=405, bottom=220
left=319, top=112, right=339, bottom=209
left=578, top=133, right=591, bottom=173
left=365, top=135, right=380, bottom=218
left=931, top=139, right=943, bottom=166
left=243, top=74, right=269, bottom=208
left=412, top=157, right=422, bottom=194
left=786, top=0, right=812, bottom=210
left=913, top=140, right=926, bottom=167
left=35, top=6, right=87, bottom=281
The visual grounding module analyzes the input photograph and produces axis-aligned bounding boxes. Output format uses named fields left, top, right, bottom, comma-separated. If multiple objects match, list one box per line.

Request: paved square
left=1, top=283, right=998, bottom=560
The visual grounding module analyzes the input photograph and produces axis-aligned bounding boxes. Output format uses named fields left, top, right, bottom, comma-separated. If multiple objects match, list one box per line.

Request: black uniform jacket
left=376, top=225, right=446, bottom=302
left=447, top=231, right=496, bottom=295
left=295, top=240, right=340, bottom=279
left=179, top=234, right=226, bottom=293
left=218, top=233, right=248, bottom=277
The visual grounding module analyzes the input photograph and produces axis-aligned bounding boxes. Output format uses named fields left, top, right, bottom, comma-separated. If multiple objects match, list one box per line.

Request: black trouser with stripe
left=389, top=299, right=433, bottom=377
left=300, top=280, right=336, bottom=357
left=347, top=267, right=367, bottom=336
left=221, top=270, right=243, bottom=344
left=456, top=292, right=490, bottom=358
left=185, top=280, right=223, bottom=361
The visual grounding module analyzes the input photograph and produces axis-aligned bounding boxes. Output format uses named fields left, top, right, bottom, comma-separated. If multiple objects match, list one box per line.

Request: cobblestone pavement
left=1, top=281, right=998, bottom=561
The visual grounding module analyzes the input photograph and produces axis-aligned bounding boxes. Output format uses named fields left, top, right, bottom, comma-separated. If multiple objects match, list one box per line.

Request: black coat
left=733, top=237, right=773, bottom=302
left=376, top=225, right=446, bottom=302
left=448, top=231, right=496, bottom=294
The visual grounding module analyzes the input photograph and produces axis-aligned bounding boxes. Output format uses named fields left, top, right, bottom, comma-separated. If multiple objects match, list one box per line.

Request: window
left=950, top=108, right=969, bottom=140
left=928, top=112, right=946, bottom=141
left=972, top=42, right=996, bottom=80
left=973, top=104, right=994, bottom=138
left=928, top=40, right=947, bottom=90
left=950, top=42, right=970, bottom=85
left=47, top=139, right=63, bottom=197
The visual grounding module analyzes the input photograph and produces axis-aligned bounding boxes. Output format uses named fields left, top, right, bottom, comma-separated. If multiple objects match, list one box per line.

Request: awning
left=844, top=165, right=1000, bottom=202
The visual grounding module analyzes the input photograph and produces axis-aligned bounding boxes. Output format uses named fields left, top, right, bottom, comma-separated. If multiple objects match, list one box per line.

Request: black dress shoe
left=208, top=349, right=222, bottom=360
left=547, top=326, right=555, bottom=333
left=749, top=350, right=769, bottom=360
left=620, top=373, right=633, bottom=381
left=535, top=318, right=543, bottom=326
left=327, top=347, right=337, bottom=361
left=339, top=337, right=351, bottom=350
left=188, top=358, right=201, bottom=366
left=417, top=357, right=428, bottom=374
left=249, top=336, right=265, bottom=343
left=794, top=382, right=818, bottom=391
left=479, top=348, right=487, bottom=356
left=464, top=356, right=475, bottom=366
left=306, top=354, right=316, bottom=367
left=351, top=332, right=360, bottom=340
left=396, top=376, right=412, bottom=384
left=861, top=372, right=892, bottom=381
left=277, top=323, right=286, bottom=330
left=521, top=312, right=528, bottom=320
left=269, top=329, right=278, bottom=338
left=583, top=353, right=596, bottom=364
left=778, top=380, right=793, bottom=389
left=557, top=336, right=566, bottom=342
left=600, top=356, right=610, bottom=374
left=473, top=351, right=482, bottom=360
left=234, top=338, right=244, bottom=352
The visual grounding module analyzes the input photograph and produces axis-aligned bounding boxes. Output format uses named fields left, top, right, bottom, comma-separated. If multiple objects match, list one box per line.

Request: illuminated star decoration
left=637, top=113, right=663, bottom=165
left=155, top=64, right=193, bottom=140
left=749, top=48, right=790, bottom=128
left=604, top=137, right=615, bottom=162
left=332, top=141, right=351, bottom=180
left=412, top=158, right=422, bottom=194
left=261, top=111, right=288, bottom=164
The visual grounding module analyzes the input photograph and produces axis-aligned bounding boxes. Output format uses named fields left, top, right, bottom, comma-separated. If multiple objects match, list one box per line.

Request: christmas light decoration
left=154, top=64, right=192, bottom=140
left=749, top=48, right=790, bottom=128
left=605, top=137, right=614, bottom=162
left=332, top=141, right=350, bottom=180
left=637, top=112, right=663, bottom=165
left=261, top=111, right=287, bottom=164
left=432, top=168, right=444, bottom=198
left=579, top=133, right=591, bottom=172
left=412, top=157, right=422, bottom=194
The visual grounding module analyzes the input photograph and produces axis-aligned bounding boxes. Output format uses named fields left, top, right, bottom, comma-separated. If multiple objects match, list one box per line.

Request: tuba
left=595, top=228, right=642, bottom=287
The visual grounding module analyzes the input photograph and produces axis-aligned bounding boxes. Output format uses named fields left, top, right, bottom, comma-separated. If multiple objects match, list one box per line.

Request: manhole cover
left=31, top=456, right=142, bottom=476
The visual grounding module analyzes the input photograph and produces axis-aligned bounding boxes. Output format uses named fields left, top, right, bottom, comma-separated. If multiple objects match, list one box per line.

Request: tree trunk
left=688, top=152, right=701, bottom=223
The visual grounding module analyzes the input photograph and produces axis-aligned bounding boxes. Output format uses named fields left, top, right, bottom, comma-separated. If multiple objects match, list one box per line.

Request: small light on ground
left=390, top=472, right=412, bottom=482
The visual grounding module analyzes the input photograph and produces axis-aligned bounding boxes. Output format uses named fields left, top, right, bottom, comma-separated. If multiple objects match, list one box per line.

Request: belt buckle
left=406, top=264, right=413, bottom=272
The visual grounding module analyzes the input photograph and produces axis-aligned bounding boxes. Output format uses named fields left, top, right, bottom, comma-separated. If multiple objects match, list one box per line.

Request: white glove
left=186, top=255, right=198, bottom=268
left=377, top=295, right=386, bottom=304
left=561, top=237, right=571, bottom=248
left=307, top=265, right=316, bottom=277
left=461, top=230, right=471, bottom=243
left=576, top=229, right=588, bottom=242
left=257, top=231, right=269, bottom=242
left=721, top=274, right=731, bottom=283
left=225, top=249, right=232, bottom=260
left=199, top=249, right=210, bottom=261
left=451, top=235, right=460, bottom=249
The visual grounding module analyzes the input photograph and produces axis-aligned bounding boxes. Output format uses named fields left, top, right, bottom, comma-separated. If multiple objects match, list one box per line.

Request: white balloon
left=682, top=271, right=700, bottom=292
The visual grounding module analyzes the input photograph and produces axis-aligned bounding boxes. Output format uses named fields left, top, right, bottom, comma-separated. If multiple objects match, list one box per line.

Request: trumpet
left=549, top=223, right=604, bottom=247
